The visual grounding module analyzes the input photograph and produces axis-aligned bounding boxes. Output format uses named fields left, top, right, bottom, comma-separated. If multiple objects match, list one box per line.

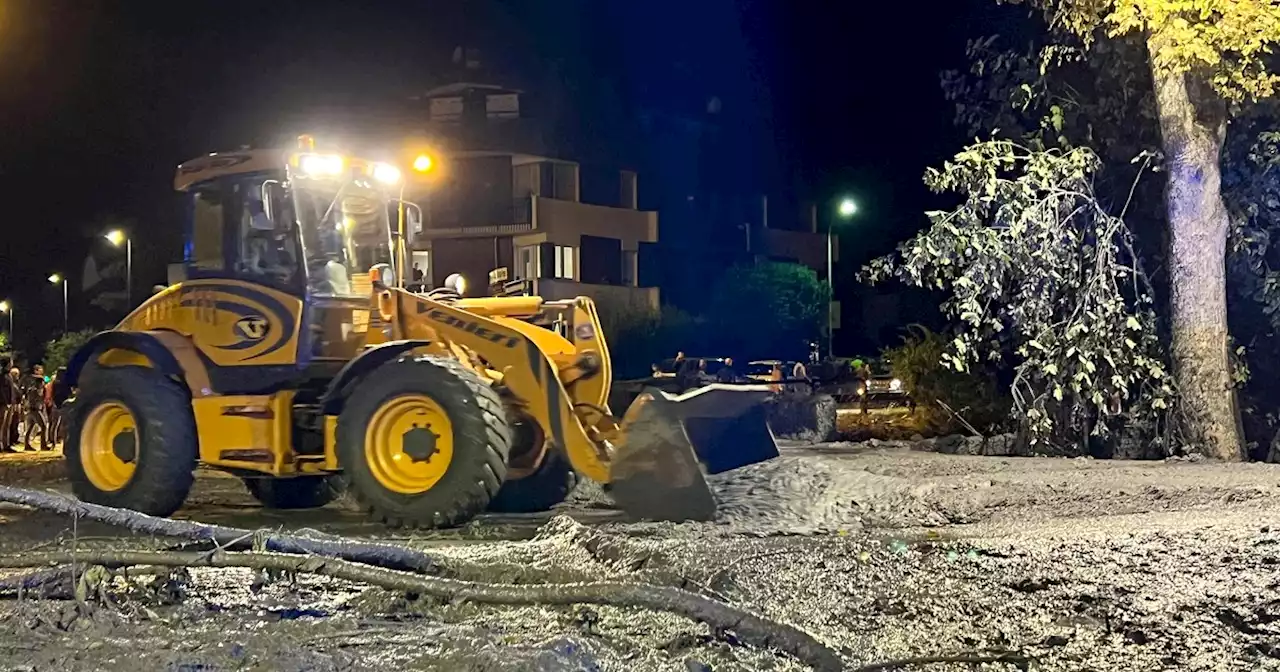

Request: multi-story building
left=401, top=77, right=660, bottom=313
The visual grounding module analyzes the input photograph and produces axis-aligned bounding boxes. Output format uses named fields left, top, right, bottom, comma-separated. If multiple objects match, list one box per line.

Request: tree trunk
left=1147, top=36, right=1243, bottom=460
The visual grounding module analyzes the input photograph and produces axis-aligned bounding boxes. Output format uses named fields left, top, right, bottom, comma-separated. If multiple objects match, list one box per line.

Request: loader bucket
left=609, top=384, right=779, bottom=522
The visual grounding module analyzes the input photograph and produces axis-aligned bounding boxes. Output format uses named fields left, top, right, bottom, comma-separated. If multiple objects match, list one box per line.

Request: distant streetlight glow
left=48, top=273, right=67, bottom=333
left=838, top=198, right=858, bottom=218
left=104, top=229, right=133, bottom=310
left=0, top=301, right=13, bottom=341
left=412, top=154, right=434, bottom=173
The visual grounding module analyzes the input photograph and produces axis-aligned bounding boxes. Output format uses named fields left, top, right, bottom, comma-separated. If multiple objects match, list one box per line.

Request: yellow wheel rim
left=80, top=402, right=138, bottom=492
left=364, top=394, right=454, bottom=494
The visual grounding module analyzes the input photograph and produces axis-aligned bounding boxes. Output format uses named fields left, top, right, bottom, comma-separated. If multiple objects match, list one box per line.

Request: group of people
left=0, top=363, right=71, bottom=452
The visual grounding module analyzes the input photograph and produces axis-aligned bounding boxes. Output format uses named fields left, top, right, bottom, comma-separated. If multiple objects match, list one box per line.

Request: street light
left=104, top=229, right=132, bottom=310
left=412, top=153, right=434, bottom=174
left=0, top=301, right=13, bottom=345
left=824, top=197, right=858, bottom=360
left=48, top=274, right=67, bottom=334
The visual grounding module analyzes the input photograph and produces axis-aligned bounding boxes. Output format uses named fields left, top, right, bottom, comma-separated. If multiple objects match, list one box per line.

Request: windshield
left=291, top=180, right=394, bottom=297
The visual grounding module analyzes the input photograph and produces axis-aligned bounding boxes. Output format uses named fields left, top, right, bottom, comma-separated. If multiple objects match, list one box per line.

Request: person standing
left=21, top=364, right=48, bottom=451
left=0, top=364, right=15, bottom=451
left=4, top=367, right=20, bottom=449
left=716, top=357, right=738, bottom=384
left=43, top=372, right=58, bottom=449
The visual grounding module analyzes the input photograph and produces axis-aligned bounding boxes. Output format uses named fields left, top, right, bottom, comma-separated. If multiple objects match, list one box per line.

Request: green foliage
left=882, top=325, right=1009, bottom=433
left=942, top=33, right=1160, bottom=163
left=598, top=303, right=699, bottom=379
left=42, top=329, right=97, bottom=373
left=865, top=140, right=1173, bottom=443
left=709, top=262, right=830, bottom=361
left=1225, top=117, right=1280, bottom=324
left=1013, top=0, right=1280, bottom=103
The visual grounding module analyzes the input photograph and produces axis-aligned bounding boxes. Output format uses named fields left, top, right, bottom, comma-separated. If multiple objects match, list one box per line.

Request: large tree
left=709, top=262, right=830, bottom=361
left=1009, top=0, right=1280, bottom=459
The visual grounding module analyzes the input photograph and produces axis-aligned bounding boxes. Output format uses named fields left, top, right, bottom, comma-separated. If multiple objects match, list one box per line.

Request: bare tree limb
left=0, top=549, right=845, bottom=672
left=0, top=486, right=442, bottom=574
left=852, top=651, right=1030, bottom=672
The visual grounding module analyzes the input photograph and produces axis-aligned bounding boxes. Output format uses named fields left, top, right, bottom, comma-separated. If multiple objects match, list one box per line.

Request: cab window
left=189, top=183, right=225, bottom=271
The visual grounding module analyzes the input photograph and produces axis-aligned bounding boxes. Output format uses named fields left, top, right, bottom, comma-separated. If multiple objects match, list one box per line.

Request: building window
left=486, top=93, right=520, bottom=119
left=553, top=245, right=575, bottom=280
left=429, top=96, right=463, bottom=122
left=517, top=245, right=538, bottom=279
left=411, top=250, right=431, bottom=288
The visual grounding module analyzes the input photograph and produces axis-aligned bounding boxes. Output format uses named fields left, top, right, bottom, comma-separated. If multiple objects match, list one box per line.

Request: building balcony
left=531, top=278, right=660, bottom=313
left=418, top=195, right=656, bottom=248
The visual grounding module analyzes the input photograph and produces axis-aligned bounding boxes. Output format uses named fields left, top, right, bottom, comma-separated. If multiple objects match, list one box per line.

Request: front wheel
left=65, top=366, right=198, bottom=516
left=488, top=449, right=578, bottom=513
left=337, top=355, right=511, bottom=528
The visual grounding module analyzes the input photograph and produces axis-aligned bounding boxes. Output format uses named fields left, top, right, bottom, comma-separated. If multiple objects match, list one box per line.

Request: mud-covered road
left=2, top=443, right=1280, bottom=671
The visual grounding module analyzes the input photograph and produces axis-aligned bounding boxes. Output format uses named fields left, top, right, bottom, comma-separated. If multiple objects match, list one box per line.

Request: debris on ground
left=1, top=443, right=1280, bottom=670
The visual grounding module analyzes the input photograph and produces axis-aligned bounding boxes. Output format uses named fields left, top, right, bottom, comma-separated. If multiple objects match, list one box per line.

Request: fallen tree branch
left=852, top=651, right=1030, bottom=672
left=0, top=486, right=441, bottom=574
left=0, top=549, right=845, bottom=672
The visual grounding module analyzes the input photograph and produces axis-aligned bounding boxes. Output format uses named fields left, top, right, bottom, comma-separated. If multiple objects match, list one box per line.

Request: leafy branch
left=865, top=140, right=1173, bottom=445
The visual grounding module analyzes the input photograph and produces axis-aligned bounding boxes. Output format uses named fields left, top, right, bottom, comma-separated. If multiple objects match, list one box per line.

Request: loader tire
left=65, top=365, right=197, bottom=517
left=338, top=355, right=511, bottom=528
left=488, top=449, right=578, bottom=513
left=243, top=476, right=344, bottom=510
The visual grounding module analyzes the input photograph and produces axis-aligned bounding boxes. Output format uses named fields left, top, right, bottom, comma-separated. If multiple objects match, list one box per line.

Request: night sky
left=0, top=0, right=1018, bottom=352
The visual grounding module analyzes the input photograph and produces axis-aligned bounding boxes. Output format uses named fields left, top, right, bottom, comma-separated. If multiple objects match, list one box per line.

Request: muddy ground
left=2, top=443, right=1280, bottom=671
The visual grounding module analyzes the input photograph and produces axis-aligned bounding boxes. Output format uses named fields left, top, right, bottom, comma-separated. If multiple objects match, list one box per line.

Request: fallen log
left=0, top=486, right=441, bottom=574
left=0, top=549, right=846, bottom=672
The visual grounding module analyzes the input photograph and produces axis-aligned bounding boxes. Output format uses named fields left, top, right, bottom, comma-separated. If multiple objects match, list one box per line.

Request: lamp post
left=48, top=274, right=67, bottom=334
left=104, top=229, right=131, bottom=310
left=824, top=197, right=858, bottom=360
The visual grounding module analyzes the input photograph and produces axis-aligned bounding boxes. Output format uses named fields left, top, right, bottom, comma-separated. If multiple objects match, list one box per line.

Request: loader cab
left=174, top=148, right=408, bottom=365
left=177, top=150, right=400, bottom=299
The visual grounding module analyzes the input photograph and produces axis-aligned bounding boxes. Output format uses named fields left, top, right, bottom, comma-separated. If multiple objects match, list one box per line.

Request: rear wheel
left=65, top=366, right=197, bottom=516
left=337, top=355, right=510, bottom=528
left=243, top=476, right=343, bottom=510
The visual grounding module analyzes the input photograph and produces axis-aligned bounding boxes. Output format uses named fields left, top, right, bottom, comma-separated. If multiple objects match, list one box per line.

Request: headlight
left=443, top=273, right=467, bottom=296
left=300, top=153, right=345, bottom=176
left=890, top=378, right=903, bottom=392
left=372, top=162, right=401, bottom=185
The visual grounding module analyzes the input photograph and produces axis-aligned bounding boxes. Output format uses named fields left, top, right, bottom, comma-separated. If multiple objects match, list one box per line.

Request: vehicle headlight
left=301, top=153, right=345, bottom=176
left=890, top=378, right=903, bottom=392
left=443, top=273, right=467, bottom=296
left=372, top=162, right=401, bottom=185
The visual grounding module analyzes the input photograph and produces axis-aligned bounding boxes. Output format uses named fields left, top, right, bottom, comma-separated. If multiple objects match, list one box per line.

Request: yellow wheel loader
left=62, top=138, right=779, bottom=527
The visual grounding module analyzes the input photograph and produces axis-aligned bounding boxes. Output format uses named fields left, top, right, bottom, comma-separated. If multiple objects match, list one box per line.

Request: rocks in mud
left=765, top=393, right=837, bottom=443
left=920, top=433, right=1024, bottom=457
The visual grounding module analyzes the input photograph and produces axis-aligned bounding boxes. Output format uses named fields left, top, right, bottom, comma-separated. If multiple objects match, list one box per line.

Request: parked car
left=853, top=358, right=911, bottom=409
